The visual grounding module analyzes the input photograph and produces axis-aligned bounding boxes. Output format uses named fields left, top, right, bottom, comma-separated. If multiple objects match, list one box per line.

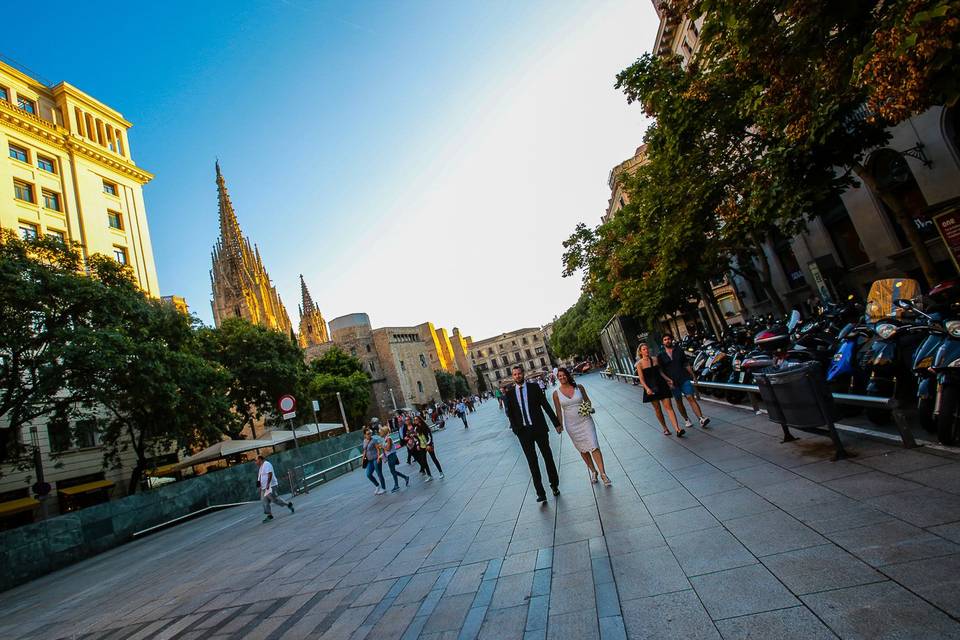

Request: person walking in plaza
left=405, top=422, right=433, bottom=481
left=494, top=388, right=504, bottom=411
left=400, top=416, right=414, bottom=465
left=636, top=344, right=685, bottom=436
left=658, top=333, right=710, bottom=429
left=362, top=428, right=386, bottom=494
left=256, top=454, right=294, bottom=523
left=456, top=400, right=469, bottom=428
left=379, top=425, right=409, bottom=492
left=504, top=364, right=561, bottom=503
left=414, top=416, right=445, bottom=479
left=552, top=367, right=611, bottom=486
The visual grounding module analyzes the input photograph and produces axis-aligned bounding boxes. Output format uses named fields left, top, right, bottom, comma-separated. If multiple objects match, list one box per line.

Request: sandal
left=662, top=429, right=671, bottom=436
left=676, top=429, right=686, bottom=437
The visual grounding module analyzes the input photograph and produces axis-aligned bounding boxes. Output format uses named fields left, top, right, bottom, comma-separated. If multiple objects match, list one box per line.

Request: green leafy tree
left=68, top=292, right=236, bottom=494
left=454, top=371, right=471, bottom=397
left=435, top=371, right=457, bottom=400
left=305, top=347, right=372, bottom=428
left=198, top=318, right=306, bottom=439
left=474, top=367, right=489, bottom=394
left=550, top=293, right=611, bottom=360
left=0, top=233, right=129, bottom=467
left=664, top=0, right=952, bottom=285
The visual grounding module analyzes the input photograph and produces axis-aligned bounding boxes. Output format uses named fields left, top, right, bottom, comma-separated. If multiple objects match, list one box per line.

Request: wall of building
left=470, top=327, right=553, bottom=391
left=0, top=62, right=159, bottom=296
left=372, top=328, right=442, bottom=407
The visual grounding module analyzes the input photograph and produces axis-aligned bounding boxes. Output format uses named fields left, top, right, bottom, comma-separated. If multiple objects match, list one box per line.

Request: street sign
left=312, top=400, right=320, bottom=412
left=935, top=210, right=960, bottom=274
left=278, top=394, right=296, bottom=414
left=806, top=261, right=833, bottom=304
left=283, top=411, right=297, bottom=421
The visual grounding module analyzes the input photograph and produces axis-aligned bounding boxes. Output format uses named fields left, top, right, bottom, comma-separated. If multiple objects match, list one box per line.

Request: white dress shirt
left=515, top=383, right=532, bottom=426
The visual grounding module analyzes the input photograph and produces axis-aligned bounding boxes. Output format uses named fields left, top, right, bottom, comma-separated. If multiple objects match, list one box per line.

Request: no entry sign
left=278, top=394, right=296, bottom=414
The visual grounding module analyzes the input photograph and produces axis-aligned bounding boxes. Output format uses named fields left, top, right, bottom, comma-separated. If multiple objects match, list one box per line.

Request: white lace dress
left=556, top=386, right=599, bottom=453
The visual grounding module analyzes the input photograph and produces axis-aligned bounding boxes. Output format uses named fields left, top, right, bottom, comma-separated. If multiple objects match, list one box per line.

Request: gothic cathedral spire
left=298, top=274, right=329, bottom=348
left=209, top=162, right=293, bottom=336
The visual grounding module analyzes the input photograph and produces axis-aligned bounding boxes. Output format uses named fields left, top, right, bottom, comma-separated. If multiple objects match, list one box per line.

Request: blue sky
left=6, top=0, right=657, bottom=339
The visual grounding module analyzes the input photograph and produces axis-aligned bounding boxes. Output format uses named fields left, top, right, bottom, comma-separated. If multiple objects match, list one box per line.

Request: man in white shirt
left=257, top=455, right=294, bottom=523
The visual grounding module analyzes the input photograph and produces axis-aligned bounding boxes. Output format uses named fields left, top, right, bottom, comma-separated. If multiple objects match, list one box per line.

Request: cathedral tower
left=298, top=275, right=329, bottom=347
left=209, top=162, right=293, bottom=335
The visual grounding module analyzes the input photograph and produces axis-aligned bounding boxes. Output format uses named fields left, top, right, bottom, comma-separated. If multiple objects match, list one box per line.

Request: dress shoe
left=552, top=488, right=561, bottom=497
left=536, top=494, right=547, bottom=503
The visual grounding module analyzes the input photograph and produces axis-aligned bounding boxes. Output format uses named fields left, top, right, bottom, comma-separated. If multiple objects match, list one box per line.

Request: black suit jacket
left=504, top=381, right=559, bottom=434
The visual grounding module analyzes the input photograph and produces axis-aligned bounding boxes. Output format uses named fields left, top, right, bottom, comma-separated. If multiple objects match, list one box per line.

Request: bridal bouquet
left=578, top=400, right=595, bottom=416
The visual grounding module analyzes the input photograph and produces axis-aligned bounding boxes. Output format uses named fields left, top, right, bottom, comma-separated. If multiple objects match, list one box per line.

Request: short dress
left=556, top=386, right=600, bottom=453
left=637, top=361, right=671, bottom=402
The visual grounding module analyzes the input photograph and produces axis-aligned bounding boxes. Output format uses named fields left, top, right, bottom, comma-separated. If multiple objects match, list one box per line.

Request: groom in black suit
left=504, top=365, right=562, bottom=503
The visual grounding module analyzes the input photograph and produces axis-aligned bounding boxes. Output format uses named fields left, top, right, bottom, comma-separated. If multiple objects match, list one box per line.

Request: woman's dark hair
left=556, top=367, right=574, bottom=383
left=415, top=420, right=431, bottom=436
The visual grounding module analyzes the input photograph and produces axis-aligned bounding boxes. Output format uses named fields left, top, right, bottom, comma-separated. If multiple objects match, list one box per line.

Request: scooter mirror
left=787, top=309, right=801, bottom=331
left=894, top=299, right=913, bottom=309
left=837, top=322, right=853, bottom=340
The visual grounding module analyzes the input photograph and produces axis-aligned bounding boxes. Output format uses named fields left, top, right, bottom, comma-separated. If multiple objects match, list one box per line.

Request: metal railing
left=606, top=371, right=916, bottom=449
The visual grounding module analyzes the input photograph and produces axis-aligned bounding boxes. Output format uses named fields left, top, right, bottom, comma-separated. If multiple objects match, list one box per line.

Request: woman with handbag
left=414, top=417, right=445, bottom=479
left=552, top=367, right=611, bottom=486
left=362, top=428, right=386, bottom=495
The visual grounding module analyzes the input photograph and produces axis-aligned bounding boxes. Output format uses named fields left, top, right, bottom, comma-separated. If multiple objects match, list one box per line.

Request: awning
left=145, top=463, right=181, bottom=477
left=173, top=438, right=276, bottom=469
left=0, top=496, right=39, bottom=516
left=58, top=480, right=115, bottom=496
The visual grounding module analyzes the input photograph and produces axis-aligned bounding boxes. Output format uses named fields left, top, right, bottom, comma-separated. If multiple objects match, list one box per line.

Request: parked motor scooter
left=860, top=279, right=928, bottom=425
left=933, top=314, right=960, bottom=446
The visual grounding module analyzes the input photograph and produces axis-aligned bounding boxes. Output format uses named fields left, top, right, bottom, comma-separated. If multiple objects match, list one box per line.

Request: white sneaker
left=684, top=420, right=693, bottom=428
left=424, top=476, right=433, bottom=482
left=700, top=417, right=711, bottom=427
left=439, top=473, right=445, bottom=479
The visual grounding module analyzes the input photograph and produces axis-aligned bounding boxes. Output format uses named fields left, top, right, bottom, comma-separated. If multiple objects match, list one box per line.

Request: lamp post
left=30, top=427, right=50, bottom=520
left=388, top=388, right=397, bottom=411
left=336, top=391, right=350, bottom=432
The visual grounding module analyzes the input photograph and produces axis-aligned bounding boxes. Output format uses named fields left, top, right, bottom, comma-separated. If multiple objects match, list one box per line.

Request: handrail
left=607, top=371, right=915, bottom=448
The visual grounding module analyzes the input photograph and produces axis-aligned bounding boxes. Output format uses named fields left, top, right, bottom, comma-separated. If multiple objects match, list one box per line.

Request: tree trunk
left=127, top=463, right=143, bottom=496
left=699, top=279, right=730, bottom=336
left=853, top=163, right=939, bottom=287
left=752, top=238, right=787, bottom=315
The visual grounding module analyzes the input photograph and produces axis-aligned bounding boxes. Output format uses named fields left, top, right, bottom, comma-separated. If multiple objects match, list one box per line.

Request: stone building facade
left=305, top=314, right=480, bottom=421
left=470, top=327, right=554, bottom=392
left=209, top=162, right=292, bottom=334
left=0, top=60, right=159, bottom=296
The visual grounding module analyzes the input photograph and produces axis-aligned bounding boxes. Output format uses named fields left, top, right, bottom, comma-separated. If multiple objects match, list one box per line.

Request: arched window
left=868, top=148, right=935, bottom=246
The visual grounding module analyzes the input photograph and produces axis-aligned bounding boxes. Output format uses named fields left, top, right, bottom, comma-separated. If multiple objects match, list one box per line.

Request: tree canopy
left=198, top=317, right=306, bottom=439
left=304, top=347, right=372, bottom=428
left=563, top=0, right=957, bottom=332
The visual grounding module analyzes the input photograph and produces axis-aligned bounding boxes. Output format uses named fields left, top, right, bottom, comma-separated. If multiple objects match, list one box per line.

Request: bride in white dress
left=552, top=367, right=611, bottom=486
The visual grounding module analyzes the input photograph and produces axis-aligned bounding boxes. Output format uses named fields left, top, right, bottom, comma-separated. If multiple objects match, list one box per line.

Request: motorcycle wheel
left=937, top=385, right=959, bottom=446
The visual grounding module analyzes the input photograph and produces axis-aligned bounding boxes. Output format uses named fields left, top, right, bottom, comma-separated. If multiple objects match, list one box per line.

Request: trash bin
left=754, top=362, right=847, bottom=459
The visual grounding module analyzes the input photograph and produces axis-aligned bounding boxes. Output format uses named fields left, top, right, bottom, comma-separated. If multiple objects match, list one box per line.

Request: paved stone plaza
left=4, top=374, right=960, bottom=640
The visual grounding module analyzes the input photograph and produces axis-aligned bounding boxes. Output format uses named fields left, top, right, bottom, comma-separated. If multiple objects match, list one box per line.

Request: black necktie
left=520, top=384, right=531, bottom=426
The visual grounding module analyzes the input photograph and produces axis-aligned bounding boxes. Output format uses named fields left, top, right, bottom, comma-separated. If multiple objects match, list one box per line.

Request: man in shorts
left=657, top=333, right=710, bottom=429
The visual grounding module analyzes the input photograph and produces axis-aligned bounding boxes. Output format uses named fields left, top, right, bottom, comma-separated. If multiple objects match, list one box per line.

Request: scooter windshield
left=865, top=278, right=921, bottom=322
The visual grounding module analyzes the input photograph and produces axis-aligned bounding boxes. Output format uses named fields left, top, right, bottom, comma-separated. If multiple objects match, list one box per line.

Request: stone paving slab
left=2, top=374, right=960, bottom=639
